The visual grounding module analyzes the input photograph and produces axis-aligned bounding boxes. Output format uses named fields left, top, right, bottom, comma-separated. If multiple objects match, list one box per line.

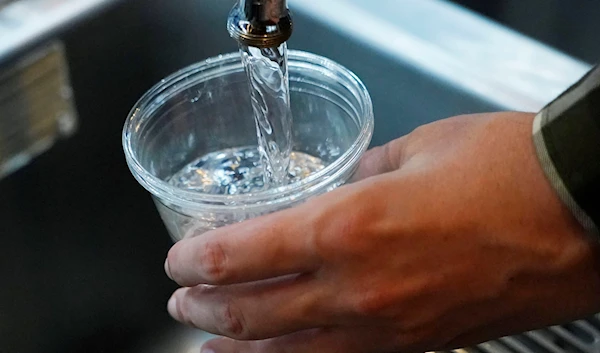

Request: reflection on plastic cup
left=123, top=50, right=374, bottom=242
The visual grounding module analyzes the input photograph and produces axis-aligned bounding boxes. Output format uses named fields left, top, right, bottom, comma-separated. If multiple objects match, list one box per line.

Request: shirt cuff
left=533, top=111, right=598, bottom=234
left=532, top=65, right=600, bottom=236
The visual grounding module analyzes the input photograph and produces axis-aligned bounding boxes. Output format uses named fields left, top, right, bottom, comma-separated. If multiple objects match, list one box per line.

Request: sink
left=0, top=0, right=593, bottom=352
left=450, top=0, right=600, bottom=64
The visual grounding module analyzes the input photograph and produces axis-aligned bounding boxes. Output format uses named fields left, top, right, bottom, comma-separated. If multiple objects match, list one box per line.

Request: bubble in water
left=168, top=146, right=326, bottom=195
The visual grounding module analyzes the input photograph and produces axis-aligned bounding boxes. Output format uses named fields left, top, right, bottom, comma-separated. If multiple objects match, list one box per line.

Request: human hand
left=164, top=112, right=600, bottom=353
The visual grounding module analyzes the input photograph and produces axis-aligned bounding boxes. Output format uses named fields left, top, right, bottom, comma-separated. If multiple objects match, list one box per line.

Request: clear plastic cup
left=122, top=50, right=374, bottom=242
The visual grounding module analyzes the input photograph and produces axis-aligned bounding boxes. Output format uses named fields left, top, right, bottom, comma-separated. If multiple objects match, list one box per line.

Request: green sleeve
left=533, top=65, right=600, bottom=235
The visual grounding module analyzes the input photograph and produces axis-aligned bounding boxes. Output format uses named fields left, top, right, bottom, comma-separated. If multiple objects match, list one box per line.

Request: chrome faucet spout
left=227, top=0, right=293, bottom=48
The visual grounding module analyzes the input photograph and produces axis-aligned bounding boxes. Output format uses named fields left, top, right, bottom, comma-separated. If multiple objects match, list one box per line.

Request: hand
left=164, top=112, right=600, bottom=353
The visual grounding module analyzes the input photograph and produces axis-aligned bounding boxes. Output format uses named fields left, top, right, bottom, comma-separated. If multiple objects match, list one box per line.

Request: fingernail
left=164, top=258, right=173, bottom=280
left=167, top=296, right=178, bottom=319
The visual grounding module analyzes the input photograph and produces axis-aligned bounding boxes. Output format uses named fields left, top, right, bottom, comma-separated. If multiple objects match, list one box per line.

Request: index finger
left=165, top=204, right=323, bottom=287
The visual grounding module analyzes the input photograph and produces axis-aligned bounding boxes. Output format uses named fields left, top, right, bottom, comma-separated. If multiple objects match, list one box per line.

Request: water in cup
left=168, top=146, right=325, bottom=195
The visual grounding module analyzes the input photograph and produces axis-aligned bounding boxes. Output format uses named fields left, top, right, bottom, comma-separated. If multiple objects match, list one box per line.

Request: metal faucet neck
left=227, top=0, right=293, bottom=48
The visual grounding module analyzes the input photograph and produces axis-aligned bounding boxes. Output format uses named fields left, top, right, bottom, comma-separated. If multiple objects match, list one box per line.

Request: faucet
left=227, top=0, right=293, bottom=48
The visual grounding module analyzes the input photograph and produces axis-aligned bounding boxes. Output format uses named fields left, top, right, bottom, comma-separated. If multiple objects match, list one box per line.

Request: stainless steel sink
left=131, top=315, right=600, bottom=353
left=0, top=0, right=594, bottom=352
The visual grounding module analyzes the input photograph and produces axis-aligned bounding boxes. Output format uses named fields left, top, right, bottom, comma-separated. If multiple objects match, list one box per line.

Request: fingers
left=165, top=135, right=410, bottom=288
left=351, top=136, right=408, bottom=181
left=199, top=326, right=402, bottom=353
left=166, top=206, right=322, bottom=287
left=167, top=274, right=332, bottom=340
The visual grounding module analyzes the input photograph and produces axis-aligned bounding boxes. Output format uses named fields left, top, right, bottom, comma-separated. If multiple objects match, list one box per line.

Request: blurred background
left=0, top=0, right=594, bottom=352
left=453, top=0, right=600, bottom=63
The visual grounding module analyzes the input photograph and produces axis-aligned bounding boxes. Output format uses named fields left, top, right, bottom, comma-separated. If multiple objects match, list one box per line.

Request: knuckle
left=408, top=122, right=432, bottom=138
left=404, top=123, right=433, bottom=151
left=175, top=295, right=198, bottom=328
left=351, top=289, right=394, bottom=317
left=317, top=193, right=384, bottom=258
left=199, top=241, right=230, bottom=283
left=311, top=216, right=355, bottom=260
left=214, top=298, right=248, bottom=339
